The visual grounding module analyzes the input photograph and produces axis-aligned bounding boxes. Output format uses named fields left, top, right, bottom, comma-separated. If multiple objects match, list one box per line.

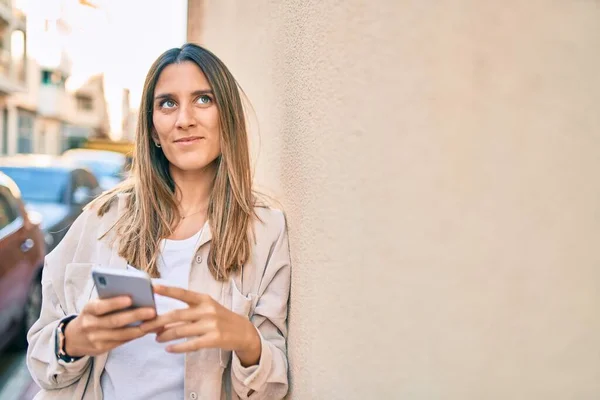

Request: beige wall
left=191, top=1, right=600, bottom=398
left=186, top=0, right=204, bottom=45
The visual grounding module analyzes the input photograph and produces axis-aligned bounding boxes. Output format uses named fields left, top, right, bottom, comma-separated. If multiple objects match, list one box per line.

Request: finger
left=84, top=296, right=132, bottom=316
left=158, top=321, right=187, bottom=334
left=149, top=326, right=165, bottom=335
left=96, top=307, right=156, bottom=329
left=89, top=325, right=147, bottom=343
left=147, top=322, right=184, bottom=336
left=156, top=320, right=213, bottom=343
left=166, top=334, right=218, bottom=353
left=139, top=308, right=199, bottom=333
left=153, top=284, right=205, bottom=305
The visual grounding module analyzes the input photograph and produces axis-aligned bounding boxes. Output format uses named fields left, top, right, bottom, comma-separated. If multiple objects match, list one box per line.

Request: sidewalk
left=0, top=352, right=39, bottom=400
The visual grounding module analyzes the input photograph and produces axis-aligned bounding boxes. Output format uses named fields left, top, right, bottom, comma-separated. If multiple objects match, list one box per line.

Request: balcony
left=0, top=1, right=25, bottom=32
left=0, top=47, right=23, bottom=94
left=0, top=47, right=9, bottom=75
left=0, top=0, right=11, bottom=24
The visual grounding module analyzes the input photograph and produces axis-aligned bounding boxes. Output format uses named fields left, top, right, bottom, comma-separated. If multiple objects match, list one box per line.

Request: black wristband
left=54, top=315, right=83, bottom=363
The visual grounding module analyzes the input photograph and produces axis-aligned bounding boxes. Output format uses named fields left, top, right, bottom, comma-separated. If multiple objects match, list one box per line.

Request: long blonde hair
left=91, top=43, right=254, bottom=281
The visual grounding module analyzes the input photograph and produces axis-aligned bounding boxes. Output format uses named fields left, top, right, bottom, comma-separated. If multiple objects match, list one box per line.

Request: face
left=152, top=61, right=221, bottom=174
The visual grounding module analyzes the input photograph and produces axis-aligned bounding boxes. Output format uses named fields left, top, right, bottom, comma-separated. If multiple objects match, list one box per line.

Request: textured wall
left=186, top=0, right=204, bottom=45
left=196, top=1, right=600, bottom=398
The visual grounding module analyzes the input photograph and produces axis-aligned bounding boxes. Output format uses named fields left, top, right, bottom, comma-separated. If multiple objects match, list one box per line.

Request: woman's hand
left=64, top=296, right=156, bottom=357
left=139, top=284, right=262, bottom=367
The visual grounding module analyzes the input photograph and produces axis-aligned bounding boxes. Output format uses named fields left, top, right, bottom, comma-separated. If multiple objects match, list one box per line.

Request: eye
left=160, top=99, right=176, bottom=109
left=196, top=95, right=212, bottom=105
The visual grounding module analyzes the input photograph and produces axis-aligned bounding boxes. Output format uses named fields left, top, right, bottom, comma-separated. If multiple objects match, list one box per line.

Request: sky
left=16, top=0, right=188, bottom=139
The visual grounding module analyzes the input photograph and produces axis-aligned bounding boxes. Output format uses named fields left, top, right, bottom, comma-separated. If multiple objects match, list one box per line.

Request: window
left=0, top=196, right=11, bottom=230
left=41, top=69, right=65, bottom=87
left=63, top=136, right=87, bottom=152
left=81, top=169, right=99, bottom=192
left=76, top=94, right=93, bottom=111
left=41, top=70, right=51, bottom=84
left=71, top=169, right=100, bottom=205
left=17, top=110, right=34, bottom=154
left=0, top=189, right=18, bottom=230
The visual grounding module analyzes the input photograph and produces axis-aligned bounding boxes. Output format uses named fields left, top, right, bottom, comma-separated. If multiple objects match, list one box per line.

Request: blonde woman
left=26, top=43, right=291, bottom=400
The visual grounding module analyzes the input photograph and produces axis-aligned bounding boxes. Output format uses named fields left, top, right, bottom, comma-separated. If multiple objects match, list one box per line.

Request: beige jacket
left=26, top=193, right=291, bottom=400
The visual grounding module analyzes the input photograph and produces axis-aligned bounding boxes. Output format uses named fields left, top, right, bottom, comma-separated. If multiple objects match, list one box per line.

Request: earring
left=154, top=142, right=161, bottom=148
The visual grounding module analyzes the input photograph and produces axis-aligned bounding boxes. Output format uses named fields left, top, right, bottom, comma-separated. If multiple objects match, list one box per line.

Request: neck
left=170, top=161, right=218, bottom=215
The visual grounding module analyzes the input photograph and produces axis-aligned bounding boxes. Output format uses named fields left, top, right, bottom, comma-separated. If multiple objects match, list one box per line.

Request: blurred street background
left=0, top=0, right=186, bottom=398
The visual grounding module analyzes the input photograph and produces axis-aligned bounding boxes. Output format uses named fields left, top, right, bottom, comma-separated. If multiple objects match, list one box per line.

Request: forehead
left=155, top=61, right=211, bottom=93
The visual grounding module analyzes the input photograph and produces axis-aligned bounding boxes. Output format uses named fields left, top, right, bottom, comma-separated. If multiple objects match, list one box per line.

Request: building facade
left=0, top=0, right=110, bottom=157
left=0, top=0, right=26, bottom=155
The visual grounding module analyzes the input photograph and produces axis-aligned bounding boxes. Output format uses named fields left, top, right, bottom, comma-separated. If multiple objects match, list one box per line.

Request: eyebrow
left=154, top=90, right=214, bottom=101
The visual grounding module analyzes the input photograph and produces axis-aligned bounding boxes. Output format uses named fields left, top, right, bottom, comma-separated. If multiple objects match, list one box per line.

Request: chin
left=173, top=162, right=209, bottom=172
left=171, top=156, right=219, bottom=173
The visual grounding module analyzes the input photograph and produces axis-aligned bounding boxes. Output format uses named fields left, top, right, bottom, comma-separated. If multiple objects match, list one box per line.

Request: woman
left=27, top=43, right=291, bottom=400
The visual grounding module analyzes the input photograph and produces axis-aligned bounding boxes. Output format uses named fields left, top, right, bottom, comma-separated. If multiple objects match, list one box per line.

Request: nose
left=175, top=104, right=197, bottom=129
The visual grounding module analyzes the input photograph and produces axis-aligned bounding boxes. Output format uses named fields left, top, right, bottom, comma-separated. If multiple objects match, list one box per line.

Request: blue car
left=0, top=155, right=102, bottom=252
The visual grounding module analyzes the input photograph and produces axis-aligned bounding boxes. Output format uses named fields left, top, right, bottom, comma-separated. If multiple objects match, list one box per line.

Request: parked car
left=0, top=172, right=45, bottom=350
left=0, top=155, right=102, bottom=253
left=61, top=148, right=129, bottom=191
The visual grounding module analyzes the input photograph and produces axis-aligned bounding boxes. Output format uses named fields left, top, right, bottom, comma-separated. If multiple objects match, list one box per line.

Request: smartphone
left=91, top=266, right=156, bottom=326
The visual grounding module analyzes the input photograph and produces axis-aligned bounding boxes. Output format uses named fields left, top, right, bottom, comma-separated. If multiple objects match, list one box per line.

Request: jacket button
left=190, top=392, right=197, bottom=400
left=195, top=255, right=203, bottom=264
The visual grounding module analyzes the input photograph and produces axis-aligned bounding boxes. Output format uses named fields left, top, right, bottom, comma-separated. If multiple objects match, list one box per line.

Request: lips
left=174, top=136, right=203, bottom=143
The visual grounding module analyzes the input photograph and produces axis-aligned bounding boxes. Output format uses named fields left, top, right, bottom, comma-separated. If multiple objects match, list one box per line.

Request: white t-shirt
left=101, top=227, right=204, bottom=400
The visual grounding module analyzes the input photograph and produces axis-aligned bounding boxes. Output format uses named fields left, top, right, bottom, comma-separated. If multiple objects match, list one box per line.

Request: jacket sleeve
left=26, top=211, right=93, bottom=390
left=230, top=210, right=291, bottom=399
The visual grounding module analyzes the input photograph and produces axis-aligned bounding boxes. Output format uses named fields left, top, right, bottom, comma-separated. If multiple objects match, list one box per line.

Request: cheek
left=152, top=114, right=173, bottom=138
left=202, top=110, right=221, bottom=151
left=211, top=126, right=222, bottom=155
left=202, top=109, right=220, bottom=134
left=212, top=137, right=222, bottom=156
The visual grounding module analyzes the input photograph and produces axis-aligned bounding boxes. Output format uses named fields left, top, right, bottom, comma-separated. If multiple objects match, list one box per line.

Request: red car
left=0, top=172, right=45, bottom=350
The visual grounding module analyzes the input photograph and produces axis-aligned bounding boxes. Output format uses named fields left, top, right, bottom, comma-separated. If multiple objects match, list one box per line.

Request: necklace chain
left=181, top=208, right=204, bottom=219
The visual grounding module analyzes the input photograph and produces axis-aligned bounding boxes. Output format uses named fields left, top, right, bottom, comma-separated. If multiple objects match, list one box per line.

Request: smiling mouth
left=174, top=136, right=204, bottom=143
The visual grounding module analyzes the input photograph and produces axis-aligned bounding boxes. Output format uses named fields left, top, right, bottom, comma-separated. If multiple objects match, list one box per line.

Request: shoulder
left=251, top=192, right=286, bottom=228
left=252, top=206, right=287, bottom=239
left=79, top=191, right=126, bottom=233
left=249, top=206, right=289, bottom=264
left=45, top=192, right=128, bottom=265
left=254, top=206, right=286, bottom=227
